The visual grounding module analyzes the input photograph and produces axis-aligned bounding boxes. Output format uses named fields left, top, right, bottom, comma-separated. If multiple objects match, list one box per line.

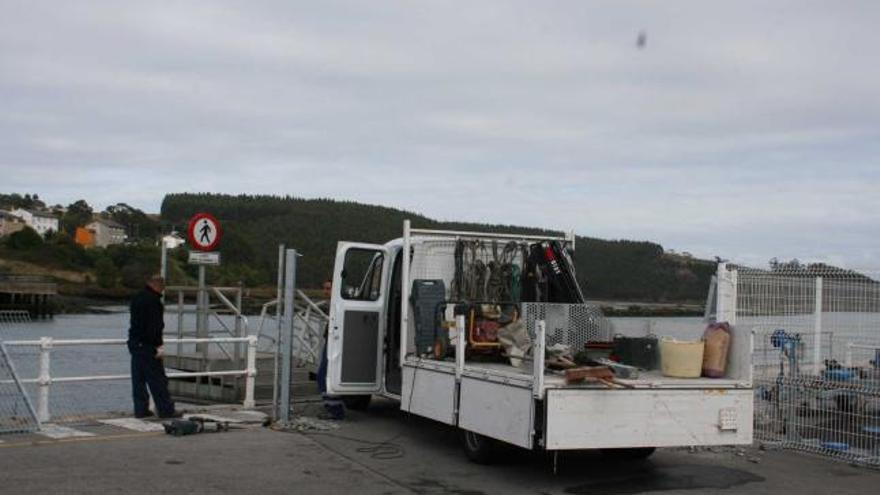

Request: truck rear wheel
left=600, top=447, right=656, bottom=459
left=341, top=395, right=372, bottom=411
left=462, top=430, right=496, bottom=464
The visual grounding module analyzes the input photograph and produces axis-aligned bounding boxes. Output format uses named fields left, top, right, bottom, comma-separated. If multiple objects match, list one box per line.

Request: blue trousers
left=130, top=348, right=175, bottom=417
left=317, top=344, right=345, bottom=419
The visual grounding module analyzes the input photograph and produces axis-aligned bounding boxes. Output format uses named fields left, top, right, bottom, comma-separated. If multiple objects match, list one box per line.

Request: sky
left=1, top=1, right=878, bottom=271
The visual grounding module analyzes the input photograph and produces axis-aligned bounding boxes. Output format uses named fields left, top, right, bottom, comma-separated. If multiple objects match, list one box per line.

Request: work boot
left=159, top=411, right=183, bottom=419
left=135, top=410, right=155, bottom=419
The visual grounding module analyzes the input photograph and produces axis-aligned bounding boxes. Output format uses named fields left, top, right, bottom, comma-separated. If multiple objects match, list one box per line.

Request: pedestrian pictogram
left=187, top=213, right=222, bottom=252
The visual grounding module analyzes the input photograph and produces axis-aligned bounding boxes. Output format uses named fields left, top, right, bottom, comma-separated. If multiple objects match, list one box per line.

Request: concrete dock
left=0, top=275, right=56, bottom=318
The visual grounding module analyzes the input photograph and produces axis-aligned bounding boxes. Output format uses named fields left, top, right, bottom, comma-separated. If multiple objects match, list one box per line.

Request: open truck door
left=326, top=242, right=390, bottom=395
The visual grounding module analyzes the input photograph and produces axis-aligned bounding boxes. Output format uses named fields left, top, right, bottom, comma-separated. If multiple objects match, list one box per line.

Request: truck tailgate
left=544, top=388, right=753, bottom=450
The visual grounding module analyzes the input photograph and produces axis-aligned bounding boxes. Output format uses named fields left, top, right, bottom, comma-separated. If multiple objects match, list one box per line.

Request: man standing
left=128, top=275, right=178, bottom=418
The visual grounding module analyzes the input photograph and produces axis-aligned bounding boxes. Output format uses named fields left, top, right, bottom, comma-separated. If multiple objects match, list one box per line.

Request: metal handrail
left=211, top=287, right=249, bottom=328
left=2, top=336, right=258, bottom=422
left=209, top=313, right=237, bottom=360
left=211, top=287, right=249, bottom=365
left=296, top=289, right=329, bottom=319
left=165, top=285, right=245, bottom=292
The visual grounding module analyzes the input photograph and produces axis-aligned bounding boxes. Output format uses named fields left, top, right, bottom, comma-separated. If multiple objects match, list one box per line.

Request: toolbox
left=612, top=335, right=658, bottom=370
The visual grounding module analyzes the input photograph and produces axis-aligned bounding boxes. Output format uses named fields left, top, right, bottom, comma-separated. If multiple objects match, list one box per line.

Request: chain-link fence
left=732, top=264, right=880, bottom=466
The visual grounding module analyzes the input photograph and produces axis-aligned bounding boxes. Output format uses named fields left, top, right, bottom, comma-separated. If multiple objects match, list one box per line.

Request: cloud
left=1, top=0, right=878, bottom=270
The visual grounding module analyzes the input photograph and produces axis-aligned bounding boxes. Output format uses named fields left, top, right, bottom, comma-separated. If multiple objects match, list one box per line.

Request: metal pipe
left=176, top=290, right=184, bottom=364
left=38, top=337, right=51, bottom=422
left=533, top=321, right=546, bottom=399
left=244, top=335, right=257, bottom=408
left=813, top=276, right=823, bottom=373
left=165, top=285, right=244, bottom=292
left=5, top=337, right=253, bottom=347
left=409, top=227, right=567, bottom=243
left=197, top=265, right=208, bottom=357
left=279, top=249, right=298, bottom=422
left=236, top=285, right=244, bottom=373
left=272, top=244, right=284, bottom=421
left=401, top=220, right=411, bottom=368
left=455, top=314, right=466, bottom=380
left=295, top=289, right=329, bottom=319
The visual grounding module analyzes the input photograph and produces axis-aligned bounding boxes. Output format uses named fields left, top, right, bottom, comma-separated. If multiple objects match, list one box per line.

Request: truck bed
left=411, top=359, right=750, bottom=392
left=401, top=357, right=754, bottom=451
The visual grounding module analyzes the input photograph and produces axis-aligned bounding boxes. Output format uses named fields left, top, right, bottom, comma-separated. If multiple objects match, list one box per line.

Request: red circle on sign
left=187, top=213, right=223, bottom=252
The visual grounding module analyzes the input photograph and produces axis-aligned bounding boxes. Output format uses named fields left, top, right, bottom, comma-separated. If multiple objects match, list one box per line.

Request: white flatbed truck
left=323, top=221, right=753, bottom=462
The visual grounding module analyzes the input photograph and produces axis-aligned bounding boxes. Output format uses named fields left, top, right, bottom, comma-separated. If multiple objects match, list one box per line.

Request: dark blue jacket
left=128, top=286, right=164, bottom=353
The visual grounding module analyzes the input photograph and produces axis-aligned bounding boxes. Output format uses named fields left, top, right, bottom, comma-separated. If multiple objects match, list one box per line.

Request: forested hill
left=161, top=193, right=716, bottom=302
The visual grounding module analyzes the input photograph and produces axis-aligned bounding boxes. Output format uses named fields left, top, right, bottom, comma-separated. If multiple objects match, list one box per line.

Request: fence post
left=272, top=244, right=285, bottom=421
left=236, top=285, right=244, bottom=371
left=243, top=335, right=257, bottom=409
left=715, top=263, right=737, bottom=325
left=814, top=277, right=823, bottom=373
left=38, top=337, right=52, bottom=422
left=278, top=249, right=298, bottom=423
left=533, top=320, right=546, bottom=399
left=176, top=290, right=184, bottom=364
left=455, top=314, right=466, bottom=380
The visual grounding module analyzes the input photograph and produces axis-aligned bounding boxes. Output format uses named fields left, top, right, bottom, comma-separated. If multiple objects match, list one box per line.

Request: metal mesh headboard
left=409, top=238, right=526, bottom=294
left=523, top=303, right=612, bottom=350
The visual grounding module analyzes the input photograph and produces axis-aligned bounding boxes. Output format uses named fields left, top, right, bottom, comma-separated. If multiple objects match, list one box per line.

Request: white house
left=11, top=208, right=59, bottom=237
left=0, top=210, right=26, bottom=237
left=162, top=232, right=186, bottom=249
left=85, top=219, right=127, bottom=248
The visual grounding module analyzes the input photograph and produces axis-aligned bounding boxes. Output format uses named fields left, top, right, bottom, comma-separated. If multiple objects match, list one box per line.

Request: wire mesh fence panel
left=735, top=264, right=880, bottom=467
left=0, top=312, right=40, bottom=434
left=4, top=342, right=136, bottom=423
left=0, top=341, right=40, bottom=434
left=753, top=333, right=880, bottom=467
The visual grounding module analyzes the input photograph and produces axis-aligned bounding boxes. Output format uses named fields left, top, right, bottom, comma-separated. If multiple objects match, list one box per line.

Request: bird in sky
left=636, top=30, right=647, bottom=49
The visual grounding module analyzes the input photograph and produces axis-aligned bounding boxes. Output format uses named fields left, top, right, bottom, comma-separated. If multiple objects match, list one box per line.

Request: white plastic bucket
left=659, top=338, right=705, bottom=378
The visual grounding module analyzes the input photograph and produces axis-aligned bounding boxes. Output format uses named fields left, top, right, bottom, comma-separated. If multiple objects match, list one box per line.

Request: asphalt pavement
left=0, top=398, right=877, bottom=494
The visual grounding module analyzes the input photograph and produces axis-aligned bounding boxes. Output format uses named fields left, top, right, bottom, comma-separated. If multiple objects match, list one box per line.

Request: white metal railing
left=256, top=290, right=328, bottom=365
left=1, top=336, right=258, bottom=422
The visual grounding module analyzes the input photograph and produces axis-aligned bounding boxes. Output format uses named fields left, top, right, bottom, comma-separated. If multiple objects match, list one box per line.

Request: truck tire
left=342, top=395, right=372, bottom=411
left=600, top=447, right=656, bottom=459
left=462, top=430, right=496, bottom=464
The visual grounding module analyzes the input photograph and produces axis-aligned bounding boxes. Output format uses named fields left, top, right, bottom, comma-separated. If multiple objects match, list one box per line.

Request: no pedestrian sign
left=187, top=213, right=222, bottom=252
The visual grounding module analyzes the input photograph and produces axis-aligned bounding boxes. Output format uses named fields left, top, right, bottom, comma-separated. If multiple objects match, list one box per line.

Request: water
left=608, top=316, right=706, bottom=340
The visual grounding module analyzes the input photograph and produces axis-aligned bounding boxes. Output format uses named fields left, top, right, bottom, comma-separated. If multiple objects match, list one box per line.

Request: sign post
left=187, top=213, right=223, bottom=355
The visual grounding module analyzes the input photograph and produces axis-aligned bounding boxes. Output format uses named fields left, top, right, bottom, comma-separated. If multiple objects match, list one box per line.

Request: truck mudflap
left=544, top=388, right=753, bottom=450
